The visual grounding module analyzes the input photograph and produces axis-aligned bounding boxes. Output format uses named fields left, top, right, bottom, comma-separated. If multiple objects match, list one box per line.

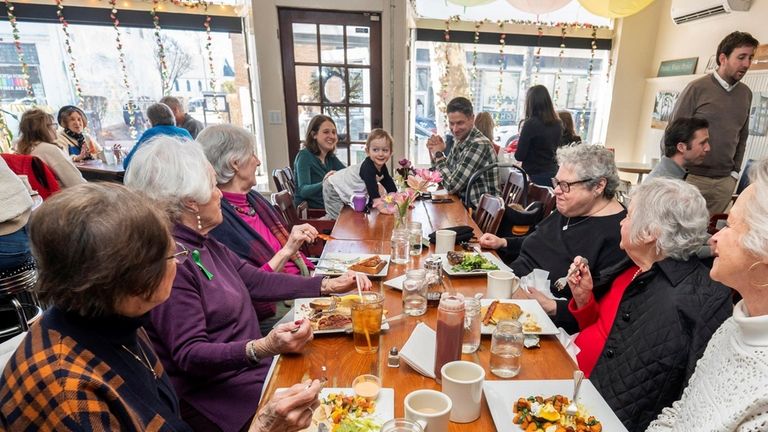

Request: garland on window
left=151, top=0, right=170, bottom=95
left=553, top=25, right=566, bottom=105
left=203, top=2, right=219, bottom=112
left=109, top=0, right=137, bottom=139
left=496, top=20, right=505, bottom=112
left=470, top=20, right=483, bottom=99
left=56, top=0, right=84, bottom=107
left=579, top=27, right=598, bottom=135
left=533, top=24, right=543, bottom=84
left=3, top=0, right=34, bottom=99
left=0, top=112, right=12, bottom=152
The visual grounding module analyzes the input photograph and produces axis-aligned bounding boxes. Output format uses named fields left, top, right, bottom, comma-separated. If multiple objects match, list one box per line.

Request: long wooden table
left=75, top=160, right=125, bottom=183
left=261, top=198, right=577, bottom=431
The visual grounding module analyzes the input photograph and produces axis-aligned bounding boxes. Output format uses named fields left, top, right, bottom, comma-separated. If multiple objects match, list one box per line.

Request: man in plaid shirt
left=427, top=97, right=498, bottom=208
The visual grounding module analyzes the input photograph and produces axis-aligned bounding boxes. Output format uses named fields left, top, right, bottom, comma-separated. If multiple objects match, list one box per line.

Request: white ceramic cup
left=435, top=230, right=457, bottom=254
left=404, top=389, right=452, bottom=431
left=440, top=360, right=485, bottom=423
left=487, top=270, right=518, bottom=298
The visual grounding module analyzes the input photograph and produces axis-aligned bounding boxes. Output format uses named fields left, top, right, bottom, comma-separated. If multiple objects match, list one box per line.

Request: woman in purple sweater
left=125, top=136, right=369, bottom=432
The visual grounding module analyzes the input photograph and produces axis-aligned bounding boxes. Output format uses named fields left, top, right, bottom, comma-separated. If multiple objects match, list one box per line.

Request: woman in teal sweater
left=294, top=115, right=346, bottom=208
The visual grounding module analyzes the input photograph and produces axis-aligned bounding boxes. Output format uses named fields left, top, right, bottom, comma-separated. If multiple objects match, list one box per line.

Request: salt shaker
left=388, top=347, right=400, bottom=368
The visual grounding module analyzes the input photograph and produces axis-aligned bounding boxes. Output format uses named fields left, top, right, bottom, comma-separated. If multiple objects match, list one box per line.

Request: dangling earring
left=196, top=213, right=203, bottom=231
left=748, top=261, right=768, bottom=287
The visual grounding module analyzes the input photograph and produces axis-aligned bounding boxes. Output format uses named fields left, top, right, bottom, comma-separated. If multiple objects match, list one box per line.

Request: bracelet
left=246, top=340, right=260, bottom=365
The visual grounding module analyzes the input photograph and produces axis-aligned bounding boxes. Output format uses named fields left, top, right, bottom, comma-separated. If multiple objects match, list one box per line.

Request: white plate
left=293, top=297, right=391, bottom=335
left=314, top=253, right=391, bottom=278
left=483, top=380, right=628, bottom=432
left=382, top=274, right=406, bottom=290
left=480, top=299, right=558, bottom=335
left=278, top=387, right=393, bottom=432
left=434, top=252, right=513, bottom=277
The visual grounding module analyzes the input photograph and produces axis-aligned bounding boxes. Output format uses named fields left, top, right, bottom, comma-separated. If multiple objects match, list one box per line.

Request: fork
left=565, top=370, right=584, bottom=422
left=555, top=257, right=590, bottom=291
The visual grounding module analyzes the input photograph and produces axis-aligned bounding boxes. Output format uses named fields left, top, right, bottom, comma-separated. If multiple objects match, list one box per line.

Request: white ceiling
left=414, top=0, right=612, bottom=26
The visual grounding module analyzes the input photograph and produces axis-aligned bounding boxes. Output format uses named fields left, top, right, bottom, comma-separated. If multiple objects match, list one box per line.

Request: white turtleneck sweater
left=646, top=300, right=768, bottom=432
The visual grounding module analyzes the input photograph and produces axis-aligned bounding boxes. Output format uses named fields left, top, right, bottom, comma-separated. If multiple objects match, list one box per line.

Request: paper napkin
left=399, top=322, right=436, bottom=378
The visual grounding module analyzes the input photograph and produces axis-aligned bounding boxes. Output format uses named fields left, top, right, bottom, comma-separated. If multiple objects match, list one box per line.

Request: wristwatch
left=433, top=151, right=446, bottom=163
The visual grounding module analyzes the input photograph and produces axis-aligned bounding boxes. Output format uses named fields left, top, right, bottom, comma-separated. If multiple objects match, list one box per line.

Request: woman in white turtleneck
left=646, top=158, right=768, bottom=432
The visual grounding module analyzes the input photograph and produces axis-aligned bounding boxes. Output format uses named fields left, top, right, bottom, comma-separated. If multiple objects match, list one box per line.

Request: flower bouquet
left=394, top=158, right=414, bottom=191
left=379, top=168, right=442, bottom=229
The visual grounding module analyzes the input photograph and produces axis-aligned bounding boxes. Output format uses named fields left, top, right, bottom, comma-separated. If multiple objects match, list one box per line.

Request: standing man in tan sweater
left=668, top=31, right=758, bottom=214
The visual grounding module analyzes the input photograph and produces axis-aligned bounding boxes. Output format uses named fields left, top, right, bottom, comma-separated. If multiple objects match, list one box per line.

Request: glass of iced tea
left=351, top=292, right=384, bottom=354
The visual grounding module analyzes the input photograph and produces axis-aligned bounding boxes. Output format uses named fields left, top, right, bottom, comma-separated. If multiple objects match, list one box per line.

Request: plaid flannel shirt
left=433, top=127, right=498, bottom=207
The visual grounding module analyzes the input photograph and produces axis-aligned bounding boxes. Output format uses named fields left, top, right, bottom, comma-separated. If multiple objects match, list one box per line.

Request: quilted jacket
left=589, top=256, right=733, bottom=432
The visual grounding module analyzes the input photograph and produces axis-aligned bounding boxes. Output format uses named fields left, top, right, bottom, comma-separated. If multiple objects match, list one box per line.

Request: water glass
left=391, top=228, right=410, bottom=264
left=380, top=418, right=425, bottom=432
left=462, top=297, right=481, bottom=353
left=490, top=319, right=523, bottom=378
left=402, top=269, right=427, bottom=316
left=408, top=222, right=423, bottom=256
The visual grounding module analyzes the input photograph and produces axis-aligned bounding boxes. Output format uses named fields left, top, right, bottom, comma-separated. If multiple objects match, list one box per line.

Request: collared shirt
left=645, top=156, right=687, bottom=182
left=432, top=127, right=498, bottom=208
left=712, top=71, right=737, bottom=92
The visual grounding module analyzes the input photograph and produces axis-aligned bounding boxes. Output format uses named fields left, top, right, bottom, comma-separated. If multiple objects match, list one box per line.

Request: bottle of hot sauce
left=434, top=293, right=465, bottom=383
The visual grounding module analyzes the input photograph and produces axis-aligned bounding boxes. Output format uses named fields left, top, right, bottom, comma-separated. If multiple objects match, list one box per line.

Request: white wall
left=249, top=0, right=408, bottom=191
left=624, top=0, right=768, bottom=163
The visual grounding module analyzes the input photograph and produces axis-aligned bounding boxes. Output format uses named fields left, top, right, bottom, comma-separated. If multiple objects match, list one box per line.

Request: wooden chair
left=500, top=167, right=528, bottom=207
left=271, top=190, right=334, bottom=258
left=272, top=168, right=295, bottom=195
left=527, top=183, right=556, bottom=218
left=473, top=193, right=505, bottom=235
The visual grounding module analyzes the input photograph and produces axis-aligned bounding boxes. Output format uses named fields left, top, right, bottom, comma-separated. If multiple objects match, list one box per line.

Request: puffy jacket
left=589, top=256, right=733, bottom=432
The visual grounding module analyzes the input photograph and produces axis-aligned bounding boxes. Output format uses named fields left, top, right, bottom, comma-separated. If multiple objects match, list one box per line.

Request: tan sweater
left=55, top=130, right=104, bottom=162
left=0, top=157, right=33, bottom=236
left=29, top=142, right=86, bottom=188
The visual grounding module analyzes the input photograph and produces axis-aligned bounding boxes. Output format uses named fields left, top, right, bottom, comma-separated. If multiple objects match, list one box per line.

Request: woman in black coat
left=514, top=85, right=562, bottom=186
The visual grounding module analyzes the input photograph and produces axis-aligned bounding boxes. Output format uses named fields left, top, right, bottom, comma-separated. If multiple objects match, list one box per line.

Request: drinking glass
left=351, top=292, right=384, bottom=354
left=490, top=319, right=523, bottom=378
left=381, top=418, right=425, bottom=432
left=462, top=297, right=481, bottom=353
left=402, top=269, right=427, bottom=316
left=408, top=222, right=423, bottom=256
left=391, top=228, right=409, bottom=264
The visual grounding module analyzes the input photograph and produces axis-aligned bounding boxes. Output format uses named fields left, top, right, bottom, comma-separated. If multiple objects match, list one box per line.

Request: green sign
left=658, top=57, right=699, bottom=77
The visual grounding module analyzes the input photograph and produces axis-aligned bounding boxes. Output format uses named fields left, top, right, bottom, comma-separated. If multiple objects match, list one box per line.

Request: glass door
left=278, top=8, right=382, bottom=166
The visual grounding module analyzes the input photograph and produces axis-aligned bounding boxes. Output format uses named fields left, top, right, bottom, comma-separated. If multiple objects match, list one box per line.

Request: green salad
left=451, top=253, right=499, bottom=272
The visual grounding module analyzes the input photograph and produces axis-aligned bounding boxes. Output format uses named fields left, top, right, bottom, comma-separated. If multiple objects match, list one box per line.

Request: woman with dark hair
left=293, top=114, right=346, bottom=209
left=515, top=85, right=563, bottom=186
left=55, top=105, right=103, bottom=162
left=16, top=108, right=85, bottom=187
left=0, top=183, right=323, bottom=431
left=558, top=110, right=581, bottom=146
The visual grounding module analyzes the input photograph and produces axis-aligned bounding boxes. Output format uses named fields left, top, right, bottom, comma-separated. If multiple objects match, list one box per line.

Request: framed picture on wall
left=749, top=92, right=768, bottom=136
left=651, top=90, right=680, bottom=130
left=657, top=57, right=698, bottom=77
left=705, top=55, right=718, bottom=73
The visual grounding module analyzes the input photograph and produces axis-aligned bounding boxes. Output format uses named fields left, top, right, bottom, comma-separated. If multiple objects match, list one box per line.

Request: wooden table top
left=76, top=160, right=125, bottom=183
left=615, top=161, right=652, bottom=174
left=262, top=199, right=577, bottom=431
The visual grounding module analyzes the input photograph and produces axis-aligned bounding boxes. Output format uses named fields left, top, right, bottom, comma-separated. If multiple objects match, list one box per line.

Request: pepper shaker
left=387, top=347, right=400, bottom=368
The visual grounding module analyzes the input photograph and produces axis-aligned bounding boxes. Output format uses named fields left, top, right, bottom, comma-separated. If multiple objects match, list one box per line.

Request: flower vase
left=393, top=211, right=407, bottom=231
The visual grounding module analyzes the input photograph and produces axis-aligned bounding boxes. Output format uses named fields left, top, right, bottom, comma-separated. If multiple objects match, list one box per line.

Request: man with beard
left=646, top=117, right=710, bottom=182
left=667, top=31, right=758, bottom=214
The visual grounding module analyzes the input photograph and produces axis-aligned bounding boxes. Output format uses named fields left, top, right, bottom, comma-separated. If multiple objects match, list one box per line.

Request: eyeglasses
left=551, top=177, right=594, bottom=193
left=167, top=242, right=190, bottom=264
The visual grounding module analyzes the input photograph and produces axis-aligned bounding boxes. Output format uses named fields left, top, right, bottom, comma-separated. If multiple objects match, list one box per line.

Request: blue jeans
left=0, top=227, right=31, bottom=272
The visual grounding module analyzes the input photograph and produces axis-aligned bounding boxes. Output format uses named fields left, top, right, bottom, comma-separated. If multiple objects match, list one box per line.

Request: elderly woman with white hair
left=645, top=159, right=768, bottom=431
left=196, top=124, right=320, bottom=331
left=565, top=178, right=733, bottom=432
left=125, top=136, right=370, bottom=432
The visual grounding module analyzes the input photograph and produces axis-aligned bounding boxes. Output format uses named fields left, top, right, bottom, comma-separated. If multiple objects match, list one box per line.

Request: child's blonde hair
left=365, top=128, right=394, bottom=151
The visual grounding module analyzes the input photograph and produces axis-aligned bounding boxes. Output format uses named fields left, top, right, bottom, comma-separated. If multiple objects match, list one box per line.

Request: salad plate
left=433, top=252, right=513, bottom=276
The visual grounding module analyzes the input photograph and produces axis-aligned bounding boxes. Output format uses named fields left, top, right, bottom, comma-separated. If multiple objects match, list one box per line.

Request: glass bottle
left=402, top=269, right=427, bottom=316
left=424, top=257, right=445, bottom=308
left=434, top=293, right=465, bottom=383
left=462, top=297, right=482, bottom=354
left=490, top=319, right=523, bottom=378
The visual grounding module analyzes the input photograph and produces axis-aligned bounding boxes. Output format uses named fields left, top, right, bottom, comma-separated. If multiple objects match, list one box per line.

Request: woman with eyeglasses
left=125, top=136, right=369, bottom=432
left=0, top=183, right=323, bottom=432
left=15, top=108, right=86, bottom=188
left=479, top=144, right=627, bottom=333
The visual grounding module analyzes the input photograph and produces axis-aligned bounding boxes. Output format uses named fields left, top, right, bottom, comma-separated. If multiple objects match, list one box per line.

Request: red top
left=569, top=264, right=639, bottom=377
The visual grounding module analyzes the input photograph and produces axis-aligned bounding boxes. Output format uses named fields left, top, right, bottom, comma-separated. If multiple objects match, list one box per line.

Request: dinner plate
left=434, top=252, right=513, bottom=277
left=382, top=274, right=406, bottom=290
left=293, top=297, right=391, bottom=335
left=480, top=299, right=558, bottom=335
left=483, top=380, right=628, bottom=432
left=314, top=253, right=391, bottom=278
left=276, top=387, right=394, bottom=432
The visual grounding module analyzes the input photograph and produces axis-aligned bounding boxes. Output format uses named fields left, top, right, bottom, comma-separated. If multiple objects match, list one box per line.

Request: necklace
left=232, top=203, right=256, bottom=217
left=562, top=199, right=613, bottom=231
left=122, top=343, right=158, bottom=379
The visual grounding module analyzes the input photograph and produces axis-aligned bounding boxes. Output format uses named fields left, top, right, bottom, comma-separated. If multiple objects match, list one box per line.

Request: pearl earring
left=196, top=213, right=203, bottom=230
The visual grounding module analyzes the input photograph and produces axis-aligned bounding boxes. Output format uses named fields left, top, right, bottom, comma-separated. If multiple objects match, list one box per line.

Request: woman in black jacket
left=514, top=85, right=562, bottom=186
left=565, top=178, right=733, bottom=432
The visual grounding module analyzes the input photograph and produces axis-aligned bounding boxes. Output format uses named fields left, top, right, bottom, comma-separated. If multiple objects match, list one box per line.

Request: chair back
left=527, top=183, right=556, bottom=217
left=500, top=167, right=528, bottom=206
left=0, top=260, right=42, bottom=343
left=272, top=168, right=295, bottom=194
left=0, top=154, right=61, bottom=199
left=473, top=194, right=505, bottom=234
left=271, top=190, right=301, bottom=227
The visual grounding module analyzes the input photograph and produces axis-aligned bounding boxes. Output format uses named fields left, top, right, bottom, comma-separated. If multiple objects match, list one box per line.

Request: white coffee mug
left=440, top=360, right=485, bottom=423
left=487, top=270, right=518, bottom=298
left=435, top=230, right=457, bottom=254
left=404, top=389, right=452, bottom=431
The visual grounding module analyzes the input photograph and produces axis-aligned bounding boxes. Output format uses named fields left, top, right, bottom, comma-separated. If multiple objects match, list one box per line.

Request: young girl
left=323, top=128, right=397, bottom=219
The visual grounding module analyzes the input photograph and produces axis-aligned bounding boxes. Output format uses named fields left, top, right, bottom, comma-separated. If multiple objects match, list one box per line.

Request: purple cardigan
left=145, top=224, right=322, bottom=432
